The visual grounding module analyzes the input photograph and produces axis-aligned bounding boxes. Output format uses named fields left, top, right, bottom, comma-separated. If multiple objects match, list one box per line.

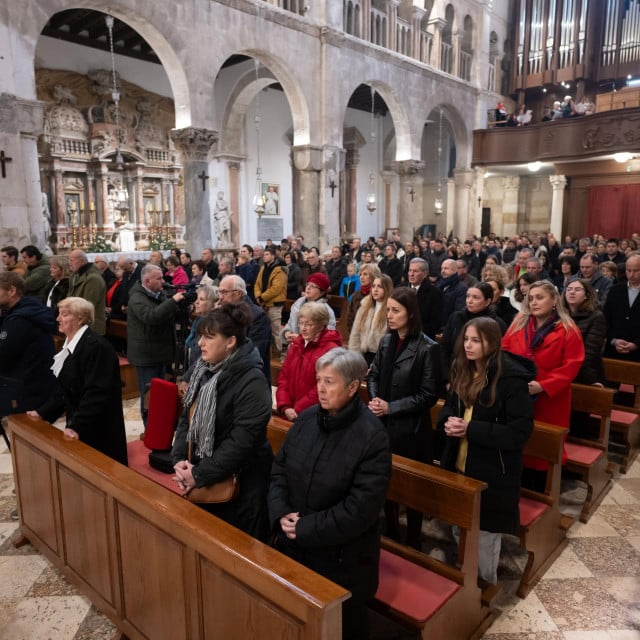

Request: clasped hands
left=280, top=512, right=300, bottom=539
left=444, top=416, right=467, bottom=438
left=368, top=397, right=389, bottom=417
left=173, top=460, right=196, bottom=495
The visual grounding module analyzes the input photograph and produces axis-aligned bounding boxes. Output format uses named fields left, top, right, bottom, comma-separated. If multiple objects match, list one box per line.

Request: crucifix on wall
left=198, top=170, right=209, bottom=191
left=408, top=186, right=415, bottom=203
left=0, top=150, right=13, bottom=178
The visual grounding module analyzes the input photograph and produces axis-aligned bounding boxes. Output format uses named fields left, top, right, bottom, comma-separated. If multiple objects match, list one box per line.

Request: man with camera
left=127, top=264, right=184, bottom=428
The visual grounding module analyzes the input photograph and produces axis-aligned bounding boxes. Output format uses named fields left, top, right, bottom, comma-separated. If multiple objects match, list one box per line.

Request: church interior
left=2, top=0, right=640, bottom=638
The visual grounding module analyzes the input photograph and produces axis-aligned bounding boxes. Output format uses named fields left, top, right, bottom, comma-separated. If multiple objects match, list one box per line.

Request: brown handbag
left=182, top=410, right=240, bottom=504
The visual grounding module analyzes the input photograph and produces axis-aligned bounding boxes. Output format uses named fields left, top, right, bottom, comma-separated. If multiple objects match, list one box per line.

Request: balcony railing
left=459, top=50, right=472, bottom=81
left=440, top=41, right=453, bottom=74
left=263, top=0, right=306, bottom=15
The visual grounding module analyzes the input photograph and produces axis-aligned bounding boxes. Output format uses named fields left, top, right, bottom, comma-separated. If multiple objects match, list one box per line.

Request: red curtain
left=586, top=185, right=640, bottom=238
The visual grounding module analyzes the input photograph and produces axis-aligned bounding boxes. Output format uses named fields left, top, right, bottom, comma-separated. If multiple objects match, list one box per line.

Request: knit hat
left=307, top=272, right=330, bottom=292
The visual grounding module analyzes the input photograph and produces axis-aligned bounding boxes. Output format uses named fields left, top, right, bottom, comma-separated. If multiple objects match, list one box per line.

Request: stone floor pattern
left=1, top=399, right=639, bottom=640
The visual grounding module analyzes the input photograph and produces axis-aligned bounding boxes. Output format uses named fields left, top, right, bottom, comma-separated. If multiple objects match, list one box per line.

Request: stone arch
left=25, top=0, right=191, bottom=128
left=425, top=102, right=470, bottom=170
left=220, top=49, right=310, bottom=150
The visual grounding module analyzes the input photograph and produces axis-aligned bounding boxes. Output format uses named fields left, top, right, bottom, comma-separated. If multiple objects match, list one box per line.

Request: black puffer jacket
left=172, top=340, right=273, bottom=539
left=570, top=308, right=606, bottom=384
left=367, top=331, right=440, bottom=462
left=269, top=395, right=391, bottom=601
left=438, top=352, right=535, bottom=534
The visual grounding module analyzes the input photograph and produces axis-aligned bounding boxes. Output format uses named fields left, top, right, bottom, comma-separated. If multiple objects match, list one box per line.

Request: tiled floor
left=1, top=402, right=639, bottom=639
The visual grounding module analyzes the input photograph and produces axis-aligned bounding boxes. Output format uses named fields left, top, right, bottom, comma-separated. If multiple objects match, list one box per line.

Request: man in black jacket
left=405, top=258, right=442, bottom=340
left=379, top=243, right=403, bottom=286
left=325, top=246, right=347, bottom=295
left=436, top=259, right=468, bottom=333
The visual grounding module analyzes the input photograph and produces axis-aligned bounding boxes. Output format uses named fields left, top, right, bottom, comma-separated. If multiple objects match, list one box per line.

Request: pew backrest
left=603, top=357, right=640, bottom=414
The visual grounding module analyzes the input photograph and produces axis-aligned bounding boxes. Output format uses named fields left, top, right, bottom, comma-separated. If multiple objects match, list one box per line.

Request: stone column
left=410, top=7, right=425, bottom=60
left=445, top=178, right=456, bottom=236
left=393, top=160, right=424, bottom=241
left=453, top=32, right=462, bottom=78
left=453, top=169, right=473, bottom=238
left=126, top=176, right=135, bottom=227
left=429, top=18, right=445, bottom=69
left=361, top=0, right=372, bottom=42
left=292, top=145, right=324, bottom=248
left=171, top=127, right=219, bottom=255
left=382, top=170, right=396, bottom=231
left=502, top=176, right=521, bottom=238
left=342, top=128, right=366, bottom=237
left=53, top=167, right=66, bottom=228
left=473, top=167, right=486, bottom=236
left=100, top=165, right=111, bottom=228
left=135, top=170, right=145, bottom=229
left=226, top=160, right=242, bottom=247
left=171, top=176, right=181, bottom=226
left=387, top=0, right=400, bottom=52
left=549, top=175, right=567, bottom=241
left=86, top=170, right=96, bottom=223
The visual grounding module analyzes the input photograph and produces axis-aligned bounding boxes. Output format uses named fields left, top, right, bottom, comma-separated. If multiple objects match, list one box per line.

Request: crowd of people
left=1, top=227, right=639, bottom=639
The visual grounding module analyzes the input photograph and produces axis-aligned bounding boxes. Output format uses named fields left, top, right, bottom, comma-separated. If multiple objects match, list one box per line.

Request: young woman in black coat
left=367, top=287, right=440, bottom=548
left=438, top=317, right=535, bottom=583
left=172, top=303, right=273, bottom=539
left=269, top=348, right=391, bottom=640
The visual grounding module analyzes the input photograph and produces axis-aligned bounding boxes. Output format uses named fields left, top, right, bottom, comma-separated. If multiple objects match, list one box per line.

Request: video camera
left=162, top=282, right=198, bottom=306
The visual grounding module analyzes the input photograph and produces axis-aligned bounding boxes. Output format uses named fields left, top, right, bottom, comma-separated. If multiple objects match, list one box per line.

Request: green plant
left=86, top=235, right=112, bottom=253
left=149, top=234, right=173, bottom=250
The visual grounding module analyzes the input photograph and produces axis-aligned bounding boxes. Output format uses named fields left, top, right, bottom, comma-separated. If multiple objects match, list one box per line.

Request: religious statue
left=214, top=191, right=231, bottom=246
left=41, top=192, right=52, bottom=254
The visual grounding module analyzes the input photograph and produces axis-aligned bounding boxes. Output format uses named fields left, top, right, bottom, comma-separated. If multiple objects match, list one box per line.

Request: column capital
left=345, top=148, right=360, bottom=168
left=392, top=159, right=424, bottom=177
left=170, top=127, right=219, bottom=162
left=292, top=144, right=324, bottom=172
left=549, top=174, right=567, bottom=190
left=428, top=17, right=446, bottom=31
left=0, top=94, right=45, bottom=136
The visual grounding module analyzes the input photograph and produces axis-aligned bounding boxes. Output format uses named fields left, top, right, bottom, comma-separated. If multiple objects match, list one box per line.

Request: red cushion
left=619, top=383, right=635, bottom=394
left=118, top=356, right=129, bottom=366
left=565, top=441, right=603, bottom=465
left=144, top=378, right=179, bottom=450
left=127, top=440, right=180, bottom=494
left=610, top=409, right=638, bottom=426
left=375, top=549, right=460, bottom=623
left=519, top=496, right=547, bottom=527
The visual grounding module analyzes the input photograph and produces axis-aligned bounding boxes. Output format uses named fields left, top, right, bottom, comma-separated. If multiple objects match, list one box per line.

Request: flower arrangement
left=86, top=235, right=112, bottom=253
left=149, top=235, right=173, bottom=250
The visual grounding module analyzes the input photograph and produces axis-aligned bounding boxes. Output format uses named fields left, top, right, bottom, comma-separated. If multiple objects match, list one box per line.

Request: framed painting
left=261, top=182, right=280, bottom=216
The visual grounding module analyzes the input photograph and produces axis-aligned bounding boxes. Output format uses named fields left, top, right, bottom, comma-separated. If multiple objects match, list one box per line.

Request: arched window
left=441, top=4, right=454, bottom=74
left=460, top=14, right=473, bottom=80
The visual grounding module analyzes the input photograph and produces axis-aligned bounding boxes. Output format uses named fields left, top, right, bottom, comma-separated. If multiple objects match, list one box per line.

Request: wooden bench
left=603, top=357, right=640, bottom=473
left=106, top=318, right=128, bottom=341
left=105, top=319, right=139, bottom=399
left=327, top=295, right=349, bottom=344
left=565, top=384, right=614, bottom=523
left=8, top=413, right=348, bottom=640
left=517, top=420, right=568, bottom=598
left=266, top=417, right=496, bottom=640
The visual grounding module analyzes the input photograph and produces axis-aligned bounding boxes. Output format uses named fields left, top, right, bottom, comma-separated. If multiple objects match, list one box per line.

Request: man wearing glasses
left=219, top=275, right=272, bottom=384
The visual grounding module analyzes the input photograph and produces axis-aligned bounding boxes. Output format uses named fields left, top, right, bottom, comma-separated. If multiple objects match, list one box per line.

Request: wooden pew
left=565, top=384, right=614, bottom=523
left=266, top=417, right=496, bottom=640
left=327, top=295, right=349, bottom=344
left=603, top=357, right=640, bottom=473
left=106, top=318, right=128, bottom=341
left=517, top=420, right=568, bottom=598
left=106, top=319, right=139, bottom=399
left=8, top=414, right=348, bottom=640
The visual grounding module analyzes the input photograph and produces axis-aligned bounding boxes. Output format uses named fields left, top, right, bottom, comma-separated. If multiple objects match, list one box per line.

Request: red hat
left=307, top=272, right=330, bottom=292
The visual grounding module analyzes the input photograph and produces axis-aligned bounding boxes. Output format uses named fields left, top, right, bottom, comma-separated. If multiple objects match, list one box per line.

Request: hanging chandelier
left=367, top=86, right=377, bottom=214
left=434, top=108, right=443, bottom=215
left=106, top=14, right=124, bottom=170
left=252, top=59, right=266, bottom=216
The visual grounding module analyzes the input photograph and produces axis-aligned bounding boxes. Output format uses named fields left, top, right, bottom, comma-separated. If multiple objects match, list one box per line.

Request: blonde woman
left=346, top=263, right=382, bottom=331
left=348, top=274, right=393, bottom=365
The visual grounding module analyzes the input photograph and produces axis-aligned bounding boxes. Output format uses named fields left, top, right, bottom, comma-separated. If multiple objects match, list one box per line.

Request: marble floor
left=1, top=402, right=639, bottom=640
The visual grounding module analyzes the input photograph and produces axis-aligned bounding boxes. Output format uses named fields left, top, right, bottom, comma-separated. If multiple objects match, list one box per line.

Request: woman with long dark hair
left=438, top=317, right=534, bottom=583
left=366, top=287, right=440, bottom=548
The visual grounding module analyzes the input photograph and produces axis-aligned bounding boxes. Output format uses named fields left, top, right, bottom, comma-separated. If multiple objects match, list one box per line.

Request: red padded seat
left=519, top=496, right=547, bottom=528
left=144, top=378, right=179, bottom=450
left=610, top=409, right=638, bottom=426
left=375, top=549, right=460, bottom=623
left=565, top=441, right=603, bottom=466
left=127, top=440, right=180, bottom=494
left=619, top=383, right=635, bottom=395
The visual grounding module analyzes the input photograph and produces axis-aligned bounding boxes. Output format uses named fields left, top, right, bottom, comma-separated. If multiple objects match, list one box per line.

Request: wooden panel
left=13, top=436, right=58, bottom=554
left=117, top=504, right=189, bottom=640
left=58, top=466, right=115, bottom=605
left=200, top=558, right=305, bottom=640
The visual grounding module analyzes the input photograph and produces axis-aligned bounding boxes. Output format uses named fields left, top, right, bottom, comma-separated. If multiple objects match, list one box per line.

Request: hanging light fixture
left=366, top=86, right=377, bottom=213
left=252, top=59, right=266, bottom=216
left=106, top=15, right=124, bottom=171
left=434, top=108, right=443, bottom=214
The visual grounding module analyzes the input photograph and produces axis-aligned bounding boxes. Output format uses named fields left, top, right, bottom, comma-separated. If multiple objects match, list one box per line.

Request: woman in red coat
left=502, top=281, right=584, bottom=481
left=276, top=301, right=342, bottom=421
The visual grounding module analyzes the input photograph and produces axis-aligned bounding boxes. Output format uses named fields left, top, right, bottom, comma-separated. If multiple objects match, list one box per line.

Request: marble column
left=226, top=160, right=241, bottom=247
left=382, top=170, right=396, bottom=231
left=342, top=128, right=366, bottom=238
left=86, top=170, right=97, bottom=225
left=126, top=176, right=135, bottom=227
left=393, top=160, right=424, bottom=241
left=292, top=144, right=324, bottom=247
left=410, top=7, right=425, bottom=60
left=386, top=0, right=400, bottom=51
left=171, top=176, right=181, bottom=226
left=171, top=127, right=219, bottom=255
left=502, top=176, right=521, bottom=238
left=100, top=166, right=110, bottom=228
left=445, top=177, right=456, bottom=236
left=453, top=170, right=473, bottom=238
left=135, top=170, right=145, bottom=229
left=549, top=175, right=567, bottom=241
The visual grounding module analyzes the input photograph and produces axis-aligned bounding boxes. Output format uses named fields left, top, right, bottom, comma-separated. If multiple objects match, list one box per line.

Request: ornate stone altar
left=36, top=68, right=185, bottom=252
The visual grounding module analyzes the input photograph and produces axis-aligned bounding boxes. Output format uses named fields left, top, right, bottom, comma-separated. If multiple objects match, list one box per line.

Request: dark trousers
left=135, top=364, right=166, bottom=427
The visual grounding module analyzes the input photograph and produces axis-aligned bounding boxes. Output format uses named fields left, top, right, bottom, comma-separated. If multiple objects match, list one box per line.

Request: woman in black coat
left=366, top=287, right=440, bottom=548
left=270, top=348, right=391, bottom=640
left=30, top=297, right=128, bottom=465
left=440, top=282, right=507, bottom=386
left=172, top=303, right=272, bottom=539
left=42, top=255, right=69, bottom=321
left=438, top=317, right=535, bottom=583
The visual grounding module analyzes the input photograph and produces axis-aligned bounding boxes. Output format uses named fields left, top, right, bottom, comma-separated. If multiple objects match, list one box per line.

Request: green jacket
left=68, top=263, right=107, bottom=335
left=126, top=282, right=178, bottom=366
left=24, top=256, right=51, bottom=299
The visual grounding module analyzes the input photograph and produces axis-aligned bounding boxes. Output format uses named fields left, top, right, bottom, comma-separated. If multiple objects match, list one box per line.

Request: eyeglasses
left=218, top=289, right=239, bottom=296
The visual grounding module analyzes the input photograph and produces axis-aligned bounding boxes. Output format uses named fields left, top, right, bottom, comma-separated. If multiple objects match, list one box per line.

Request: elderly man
left=94, top=255, right=117, bottom=289
left=603, top=254, right=640, bottom=362
left=68, top=249, right=106, bottom=335
left=127, top=264, right=185, bottom=426
left=569, top=254, right=612, bottom=308
left=406, top=258, right=442, bottom=340
left=436, top=258, right=467, bottom=333
left=20, top=245, right=50, bottom=299
left=213, top=256, right=235, bottom=285
left=302, top=247, right=327, bottom=284
left=218, top=274, right=271, bottom=383
left=115, top=255, right=143, bottom=316
left=456, top=259, right=478, bottom=288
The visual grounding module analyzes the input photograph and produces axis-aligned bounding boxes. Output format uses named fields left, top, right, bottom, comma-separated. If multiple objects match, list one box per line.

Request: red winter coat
left=276, top=328, right=342, bottom=415
left=502, top=317, right=584, bottom=468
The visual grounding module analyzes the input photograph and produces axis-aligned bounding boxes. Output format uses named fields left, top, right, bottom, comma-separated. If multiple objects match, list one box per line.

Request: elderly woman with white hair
left=269, top=347, right=391, bottom=640
left=28, top=297, right=128, bottom=465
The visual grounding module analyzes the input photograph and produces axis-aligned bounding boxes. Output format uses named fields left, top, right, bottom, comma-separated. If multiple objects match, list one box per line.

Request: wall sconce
left=527, top=161, right=542, bottom=172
